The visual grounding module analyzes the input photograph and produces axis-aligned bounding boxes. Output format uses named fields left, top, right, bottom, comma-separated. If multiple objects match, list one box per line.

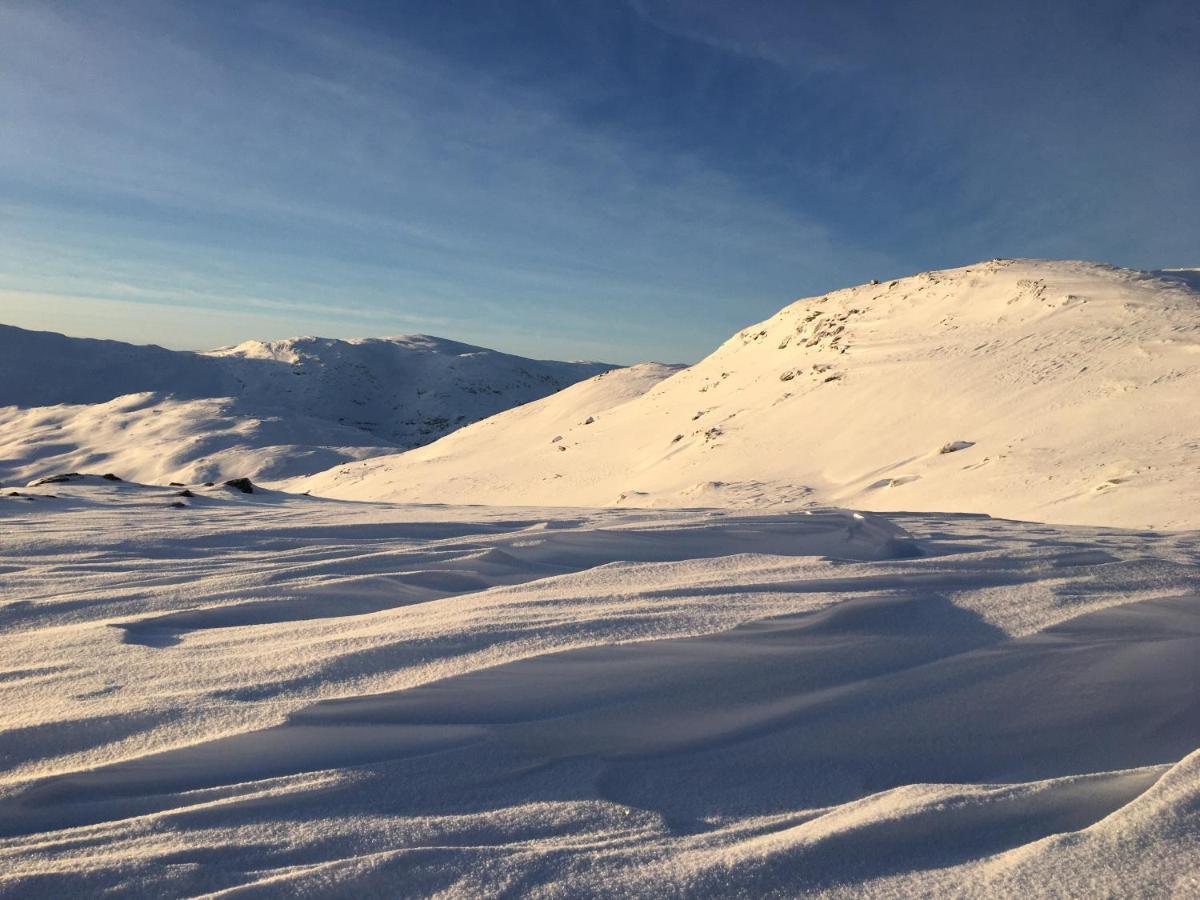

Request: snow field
left=1, top=480, right=1198, bottom=896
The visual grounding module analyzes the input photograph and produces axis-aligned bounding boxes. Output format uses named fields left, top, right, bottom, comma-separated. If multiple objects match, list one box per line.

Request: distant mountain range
left=0, top=326, right=613, bottom=486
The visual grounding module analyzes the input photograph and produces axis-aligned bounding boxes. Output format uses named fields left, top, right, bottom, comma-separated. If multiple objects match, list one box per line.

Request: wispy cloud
left=1, top=1, right=1196, bottom=362
left=3, top=2, right=897, bottom=362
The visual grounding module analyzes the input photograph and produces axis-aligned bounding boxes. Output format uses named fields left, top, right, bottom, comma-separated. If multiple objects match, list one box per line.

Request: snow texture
left=1, top=478, right=1198, bottom=896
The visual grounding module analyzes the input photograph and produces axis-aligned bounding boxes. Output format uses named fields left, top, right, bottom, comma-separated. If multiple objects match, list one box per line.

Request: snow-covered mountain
left=305, top=260, right=1200, bottom=529
left=0, top=326, right=613, bottom=486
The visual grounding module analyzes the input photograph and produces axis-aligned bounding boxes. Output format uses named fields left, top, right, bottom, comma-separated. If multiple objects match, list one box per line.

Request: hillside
left=304, top=260, right=1200, bottom=529
left=0, top=327, right=613, bottom=487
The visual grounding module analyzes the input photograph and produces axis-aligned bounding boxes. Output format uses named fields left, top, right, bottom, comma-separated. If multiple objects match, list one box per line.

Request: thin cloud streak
left=1, top=1, right=1195, bottom=361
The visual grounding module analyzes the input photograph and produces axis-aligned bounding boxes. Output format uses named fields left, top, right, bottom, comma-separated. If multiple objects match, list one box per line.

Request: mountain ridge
left=0, top=324, right=615, bottom=486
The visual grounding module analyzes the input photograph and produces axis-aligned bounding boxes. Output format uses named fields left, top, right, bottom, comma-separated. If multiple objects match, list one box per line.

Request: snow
left=0, top=326, right=613, bottom=487
left=3, top=258, right=1199, bottom=896
left=0, top=392, right=396, bottom=487
left=304, top=260, right=1200, bottom=530
left=1, top=479, right=1198, bottom=896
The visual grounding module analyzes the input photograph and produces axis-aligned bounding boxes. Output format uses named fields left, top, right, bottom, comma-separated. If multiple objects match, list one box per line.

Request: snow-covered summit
left=304, top=259, right=1200, bottom=529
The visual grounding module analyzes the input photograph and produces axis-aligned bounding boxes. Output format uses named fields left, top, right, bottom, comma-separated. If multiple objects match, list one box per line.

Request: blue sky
left=1, top=0, right=1197, bottom=363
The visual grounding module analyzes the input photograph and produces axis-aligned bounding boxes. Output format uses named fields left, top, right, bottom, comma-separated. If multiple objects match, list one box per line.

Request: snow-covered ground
left=1, top=477, right=1198, bottom=896
left=0, top=326, right=612, bottom=487
left=306, top=260, right=1200, bottom=530
left=3, top=259, right=1198, bottom=896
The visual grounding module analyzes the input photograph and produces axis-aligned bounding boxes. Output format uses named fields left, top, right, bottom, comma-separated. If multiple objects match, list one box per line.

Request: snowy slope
left=1, top=480, right=1198, bottom=896
left=306, top=260, right=1200, bottom=529
left=0, top=393, right=396, bottom=486
left=0, top=326, right=613, bottom=487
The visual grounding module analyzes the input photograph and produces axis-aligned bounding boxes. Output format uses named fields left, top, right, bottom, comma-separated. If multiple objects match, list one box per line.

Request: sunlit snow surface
left=2, top=479, right=1198, bottom=897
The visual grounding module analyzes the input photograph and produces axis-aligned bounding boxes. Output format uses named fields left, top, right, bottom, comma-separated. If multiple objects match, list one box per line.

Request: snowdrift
left=2, top=480, right=1198, bottom=895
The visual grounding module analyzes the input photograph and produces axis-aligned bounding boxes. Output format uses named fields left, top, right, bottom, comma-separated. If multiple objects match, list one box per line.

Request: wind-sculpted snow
left=1, top=480, right=1198, bottom=896
left=307, top=259, right=1200, bottom=529
left=0, top=325, right=616, bottom=486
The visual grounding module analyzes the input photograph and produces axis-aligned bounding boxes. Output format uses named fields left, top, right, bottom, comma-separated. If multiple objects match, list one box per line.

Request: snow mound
left=305, top=260, right=1200, bottom=529
left=0, top=393, right=395, bottom=487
